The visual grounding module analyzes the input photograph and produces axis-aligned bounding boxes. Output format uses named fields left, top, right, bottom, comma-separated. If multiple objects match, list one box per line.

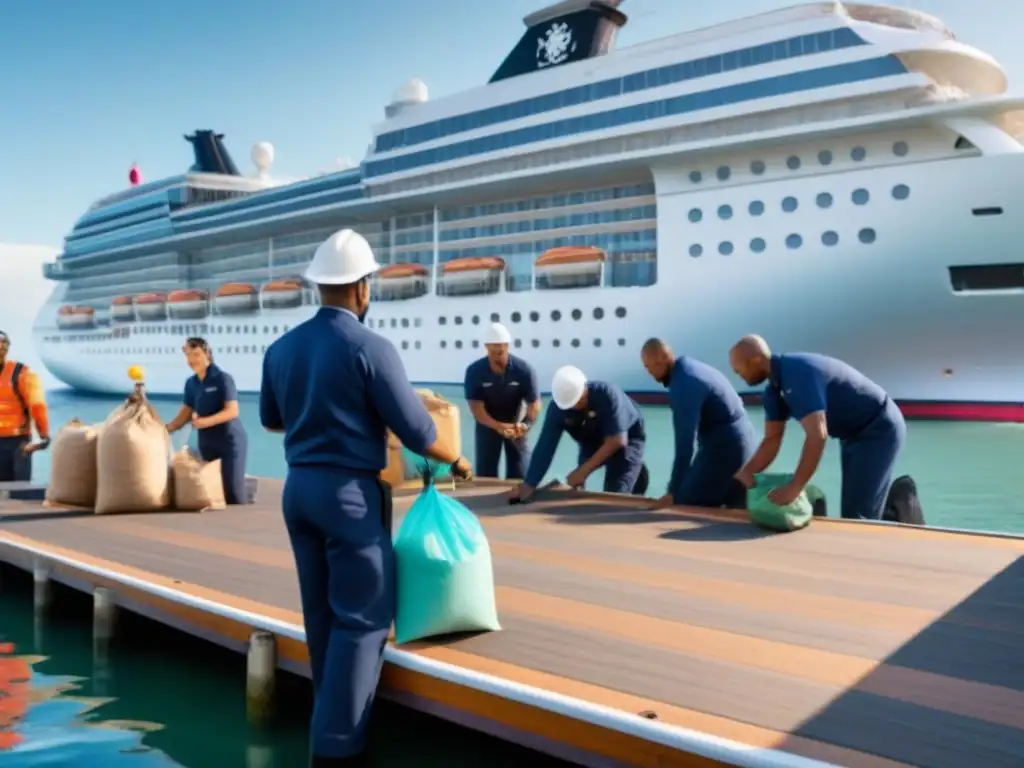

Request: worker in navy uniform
left=463, top=322, right=541, bottom=479
left=510, top=365, right=647, bottom=503
left=259, top=229, right=472, bottom=766
left=166, top=337, right=249, bottom=504
left=730, top=335, right=905, bottom=520
left=641, top=339, right=755, bottom=509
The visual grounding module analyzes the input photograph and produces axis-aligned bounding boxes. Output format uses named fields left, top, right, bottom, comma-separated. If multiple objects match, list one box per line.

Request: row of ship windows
left=436, top=184, right=653, bottom=225
left=367, top=306, right=629, bottom=330
left=362, top=57, right=906, bottom=178
left=438, top=338, right=627, bottom=351
left=689, top=184, right=910, bottom=222
left=689, top=228, right=877, bottom=257
left=690, top=143, right=909, bottom=184
left=437, top=205, right=656, bottom=243
left=375, top=28, right=865, bottom=152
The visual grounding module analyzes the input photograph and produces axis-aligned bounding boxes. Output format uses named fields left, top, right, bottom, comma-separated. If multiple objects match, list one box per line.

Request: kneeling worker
left=510, top=365, right=646, bottom=502
left=730, top=335, right=905, bottom=520
left=260, top=229, right=472, bottom=766
left=464, top=322, right=541, bottom=479
left=641, top=338, right=755, bottom=509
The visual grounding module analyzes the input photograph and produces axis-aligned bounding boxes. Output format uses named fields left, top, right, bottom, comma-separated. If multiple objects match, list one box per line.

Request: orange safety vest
left=0, top=361, right=32, bottom=438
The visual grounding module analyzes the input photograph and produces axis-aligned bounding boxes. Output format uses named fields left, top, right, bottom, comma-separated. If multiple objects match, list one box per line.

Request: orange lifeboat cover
left=442, top=257, right=506, bottom=274
left=168, top=289, right=207, bottom=303
left=216, top=283, right=257, bottom=297
left=111, top=296, right=133, bottom=306
left=379, top=263, right=429, bottom=279
left=263, top=279, right=303, bottom=292
left=134, top=292, right=167, bottom=305
left=535, top=246, right=606, bottom=266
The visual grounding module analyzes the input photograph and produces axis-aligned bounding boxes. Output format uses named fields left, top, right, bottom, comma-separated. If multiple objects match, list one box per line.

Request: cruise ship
left=33, top=1, right=1024, bottom=421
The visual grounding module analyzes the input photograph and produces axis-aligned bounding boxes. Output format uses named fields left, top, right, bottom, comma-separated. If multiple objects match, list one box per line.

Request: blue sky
left=1, top=0, right=1022, bottom=247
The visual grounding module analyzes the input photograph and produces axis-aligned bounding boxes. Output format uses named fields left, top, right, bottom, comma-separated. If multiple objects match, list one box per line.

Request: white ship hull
left=33, top=150, right=1024, bottom=421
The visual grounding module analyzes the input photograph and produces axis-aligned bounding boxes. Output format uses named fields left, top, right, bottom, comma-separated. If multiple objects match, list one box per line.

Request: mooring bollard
left=93, top=587, right=118, bottom=643
left=246, top=630, right=277, bottom=727
left=33, top=559, right=51, bottom=613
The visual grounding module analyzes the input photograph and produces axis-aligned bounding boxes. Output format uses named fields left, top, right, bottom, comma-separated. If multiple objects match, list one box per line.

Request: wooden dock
left=2, top=479, right=1024, bottom=768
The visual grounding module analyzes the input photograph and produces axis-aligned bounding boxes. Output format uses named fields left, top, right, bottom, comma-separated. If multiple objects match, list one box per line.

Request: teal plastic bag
left=393, top=471, right=501, bottom=644
left=399, top=446, right=452, bottom=482
left=747, top=473, right=826, bottom=532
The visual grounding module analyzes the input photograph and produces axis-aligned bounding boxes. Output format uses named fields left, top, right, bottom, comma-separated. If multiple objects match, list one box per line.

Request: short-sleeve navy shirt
left=763, top=353, right=888, bottom=440
left=183, top=363, right=244, bottom=446
left=463, top=355, right=539, bottom=423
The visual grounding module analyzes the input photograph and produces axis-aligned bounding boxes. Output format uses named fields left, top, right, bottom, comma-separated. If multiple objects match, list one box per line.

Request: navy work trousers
left=580, top=438, right=646, bottom=493
left=0, top=436, right=31, bottom=483
left=283, top=467, right=394, bottom=760
left=474, top=424, right=530, bottom=480
left=840, top=399, right=906, bottom=520
left=674, top=422, right=756, bottom=508
left=199, top=432, right=248, bottom=505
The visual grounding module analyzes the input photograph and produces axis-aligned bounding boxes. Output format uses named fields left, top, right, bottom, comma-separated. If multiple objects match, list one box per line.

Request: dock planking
left=2, top=479, right=1024, bottom=767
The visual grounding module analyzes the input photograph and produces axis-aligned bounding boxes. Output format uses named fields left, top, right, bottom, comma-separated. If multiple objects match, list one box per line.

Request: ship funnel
left=184, top=130, right=241, bottom=176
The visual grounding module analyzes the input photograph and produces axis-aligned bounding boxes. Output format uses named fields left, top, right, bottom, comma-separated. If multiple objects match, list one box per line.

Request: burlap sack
left=172, top=448, right=226, bottom=511
left=46, top=419, right=101, bottom=507
left=380, top=391, right=462, bottom=487
left=94, top=399, right=172, bottom=514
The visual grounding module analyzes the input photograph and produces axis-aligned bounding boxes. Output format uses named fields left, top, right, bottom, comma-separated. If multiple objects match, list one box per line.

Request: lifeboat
left=214, top=282, right=259, bottom=315
left=55, top=305, right=96, bottom=331
left=535, top=246, right=604, bottom=290
left=438, top=257, right=505, bottom=297
left=133, top=292, right=168, bottom=321
left=110, top=295, right=135, bottom=323
left=374, top=263, right=429, bottom=301
left=261, top=278, right=304, bottom=310
left=167, top=289, right=209, bottom=320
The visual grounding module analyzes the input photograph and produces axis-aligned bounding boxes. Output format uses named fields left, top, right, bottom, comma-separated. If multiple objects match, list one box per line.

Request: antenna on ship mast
left=251, top=142, right=275, bottom=181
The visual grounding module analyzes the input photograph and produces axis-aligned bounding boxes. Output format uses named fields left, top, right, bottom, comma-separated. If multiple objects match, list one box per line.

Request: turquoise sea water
left=3, top=386, right=1022, bottom=766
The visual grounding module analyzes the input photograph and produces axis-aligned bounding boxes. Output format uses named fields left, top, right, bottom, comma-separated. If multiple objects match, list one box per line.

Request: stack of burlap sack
left=45, top=398, right=226, bottom=514
left=379, top=389, right=462, bottom=487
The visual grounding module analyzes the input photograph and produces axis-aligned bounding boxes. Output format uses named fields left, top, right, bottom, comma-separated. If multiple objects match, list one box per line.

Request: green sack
left=400, top=446, right=452, bottom=482
left=393, top=471, right=501, bottom=644
left=747, top=473, right=825, bottom=532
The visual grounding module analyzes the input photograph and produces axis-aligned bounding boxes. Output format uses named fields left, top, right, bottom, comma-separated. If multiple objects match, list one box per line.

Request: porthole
left=439, top=317, right=447, bottom=325
left=852, top=189, right=869, bottom=205
left=750, top=237, right=766, bottom=253
left=893, top=141, right=909, bottom=157
left=718, top=241, right=734, bottom=256
left=571, top=339, right=580, bottom=348
left=490, top=313, right=499, bottom=322
left=716, top=165, right=731, bottom=181
left=689, top=170, right=702, bottom=183
left=717, top=204, right=733, bottom=220
left=892, top=184, right=910, bottom=201
left=414, top=341, right=421, bottom=349
left=858, top=228, right=877, bottom=244
left=750, top=160, right=766, bottom=175
left=511, top=311, right=522, bottom=322
left=851, top=146, right=867, bottom=162
left=551, top=310, right=561, bottom=321
left=454, top=316, right=462, bottom=325
left=781, top=196, right=798, bottom=213
left=615, top=307, right=626, bottom=318
left=455, top=340, right=463, bottom=349
left=786, top=155, right=801, bottom=170
left=817, top=150, right=833, bottom=166
left=263, top=326, right=269, bottom=334
left=401, top=318, right=409, bottom=328
left=414, top=318, right=421, bottom=327
left=552, top=339, right=561, bottom=348
left=513, top=339, right=522, bottom=348
left=441, top=340, right=447, bottom=348
left=748, top=200, right=764, bottom=216
left=821, top=231, right=839, bottom=247
left=593, top=307, right=604, bottom=319
left=689, top=244, right=703, bottom=258
left=785, top=234, right=803, bottom=249
left=401, top=341, right=409, bottom=350
left=390, top=319, right=397, bottom=328
left=529, top=311, right=540, bottom=322
left=571, top=309, right=582, bottom=320
left=471, top=315, right=479, bottom=325
left=816, top=192, right=833, bottom=209
left=688, top=208, right=702, bottom=223
left=472, top=340, right=479, bottom=349
left=594, top=339, right=602, bottom=347
left=617, top=339, right=626, bottom=346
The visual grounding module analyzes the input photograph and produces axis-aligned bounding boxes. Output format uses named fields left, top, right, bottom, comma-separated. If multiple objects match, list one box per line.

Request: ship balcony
left=42, top=261, right=68, bottom=280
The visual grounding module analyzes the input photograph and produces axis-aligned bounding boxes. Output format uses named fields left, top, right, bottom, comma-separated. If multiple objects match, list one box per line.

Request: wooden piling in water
left=93, top=586, right=117, bottom=643
left=245, top=630, right=276, bottom=727
left=32, top=559, right=50, bottom=613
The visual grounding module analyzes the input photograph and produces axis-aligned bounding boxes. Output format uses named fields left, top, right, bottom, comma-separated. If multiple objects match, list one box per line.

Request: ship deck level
left=1, top=479, right=1023, bottom=768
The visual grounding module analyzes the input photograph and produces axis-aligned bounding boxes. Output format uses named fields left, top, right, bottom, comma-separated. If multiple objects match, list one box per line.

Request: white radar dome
left=392, top=78, right=429, bottom=105
left=251, top=141, right=275, bottom=172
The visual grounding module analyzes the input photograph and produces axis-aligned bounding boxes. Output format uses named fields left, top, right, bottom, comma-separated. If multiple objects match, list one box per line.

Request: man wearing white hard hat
left=260, top=228, right=472, bottom=766
left=510, top=365, right=648, bottom=503
left=463, top=322, right=541, bottom=479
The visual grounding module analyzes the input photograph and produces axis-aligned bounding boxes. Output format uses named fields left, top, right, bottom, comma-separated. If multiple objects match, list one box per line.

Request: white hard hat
left=552, top=365, right=587, bottom=410
left=484, top=322, right=512, bottom=345
left=304, top=229, right=381, bottom=285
